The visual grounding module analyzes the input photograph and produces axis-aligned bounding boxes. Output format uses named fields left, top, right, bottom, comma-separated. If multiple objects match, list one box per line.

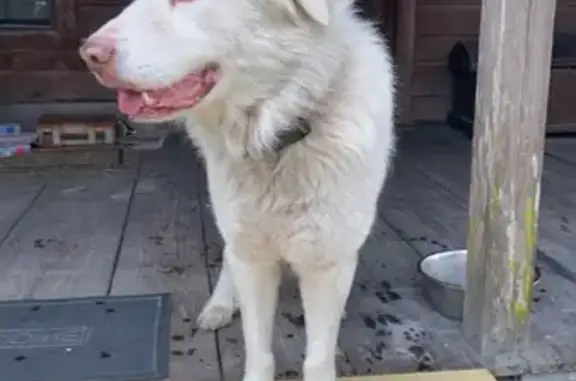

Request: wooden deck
left=1, top=127, right=575, bottom=380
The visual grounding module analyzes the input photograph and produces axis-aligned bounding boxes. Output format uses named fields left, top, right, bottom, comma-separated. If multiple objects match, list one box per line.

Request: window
left=0, top=0, right=52, bottom=27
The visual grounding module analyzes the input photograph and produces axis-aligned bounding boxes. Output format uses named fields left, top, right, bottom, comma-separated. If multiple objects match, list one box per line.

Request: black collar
left=272, top=117, right=311, bottom=152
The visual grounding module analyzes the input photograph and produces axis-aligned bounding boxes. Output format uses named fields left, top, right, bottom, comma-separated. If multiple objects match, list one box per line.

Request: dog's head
left=79, top=0, right=334, bottom=123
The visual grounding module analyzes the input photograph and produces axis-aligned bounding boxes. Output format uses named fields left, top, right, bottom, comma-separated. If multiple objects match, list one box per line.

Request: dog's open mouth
left=117, top=65, right=220, bottom=119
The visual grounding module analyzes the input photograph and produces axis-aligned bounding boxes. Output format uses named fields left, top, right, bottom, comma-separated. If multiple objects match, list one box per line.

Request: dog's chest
left=206, top=157, right=287, bottom=211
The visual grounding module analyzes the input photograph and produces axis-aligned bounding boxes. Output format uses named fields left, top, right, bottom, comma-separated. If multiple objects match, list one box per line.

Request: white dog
left=80, top=0, right=395, bottom=380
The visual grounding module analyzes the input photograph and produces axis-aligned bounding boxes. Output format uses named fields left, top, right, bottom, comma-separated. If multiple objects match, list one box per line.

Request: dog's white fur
left=85, top=0, right=395, bottom=380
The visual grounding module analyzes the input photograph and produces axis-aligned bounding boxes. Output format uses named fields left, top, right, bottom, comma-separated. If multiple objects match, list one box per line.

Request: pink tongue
left=118, top=90, right=144, bottom=116
left=117, top=72, right=214, bottom=116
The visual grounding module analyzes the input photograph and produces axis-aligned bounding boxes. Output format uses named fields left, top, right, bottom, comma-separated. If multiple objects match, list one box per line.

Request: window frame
left=0, top=0, right=77, bottom=49
left=0, top=0, right=54, bottom=28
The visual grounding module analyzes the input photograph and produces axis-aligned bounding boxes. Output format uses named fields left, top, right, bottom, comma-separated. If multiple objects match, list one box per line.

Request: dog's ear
left=280, top=0, right=330, bottom=26
left=297, top=0, right=329, bottom=25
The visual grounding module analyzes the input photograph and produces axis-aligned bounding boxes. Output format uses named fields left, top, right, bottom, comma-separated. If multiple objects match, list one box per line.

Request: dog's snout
left=79, top=37, right=116, bottom=68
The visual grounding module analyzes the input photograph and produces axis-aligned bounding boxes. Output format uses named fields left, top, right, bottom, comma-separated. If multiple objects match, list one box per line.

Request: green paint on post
left=513, top=300, right=530, bottom=325
left=513, top=264, right=534, bottom=327
left=489, top=184, right=501, bottom=222
left=513, top=196, right=539, bottom=326
left=524, top=196, right=538, bottom=254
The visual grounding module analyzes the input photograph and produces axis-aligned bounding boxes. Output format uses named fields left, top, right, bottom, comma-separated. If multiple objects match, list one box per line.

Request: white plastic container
left=0, top=133, right=37, bottom=158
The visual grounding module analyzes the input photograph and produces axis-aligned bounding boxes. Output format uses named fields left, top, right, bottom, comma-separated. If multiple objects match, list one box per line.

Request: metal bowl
left=417, top=249, right=542, bottom=321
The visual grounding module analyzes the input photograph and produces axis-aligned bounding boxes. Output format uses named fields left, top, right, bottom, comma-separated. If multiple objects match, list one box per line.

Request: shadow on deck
left=1, top=127, right=575, bottom=380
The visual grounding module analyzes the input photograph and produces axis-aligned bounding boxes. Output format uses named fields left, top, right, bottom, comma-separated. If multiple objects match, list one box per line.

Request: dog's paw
left=197, top=303, right=237, bottom=331
left=243, top=353, right=275, bottom=381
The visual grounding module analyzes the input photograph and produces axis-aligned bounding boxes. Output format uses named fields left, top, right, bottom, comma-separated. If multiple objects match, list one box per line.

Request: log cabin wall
left=5, top=0, right=574, bottom=130
left=0, top=0, right=128, bottom=104
left=0, top=0, right=398, bottom=132
left=403, top=0, right=576, bottom=130
left=0, top=0, right=397, bottom=104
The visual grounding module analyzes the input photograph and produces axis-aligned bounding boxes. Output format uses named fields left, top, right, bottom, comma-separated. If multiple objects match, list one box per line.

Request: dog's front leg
left=197, top=253, right=239, bottom=330
left=294, top=256, right=358, bottom=381
left=228, top=252, right=280, bottom=381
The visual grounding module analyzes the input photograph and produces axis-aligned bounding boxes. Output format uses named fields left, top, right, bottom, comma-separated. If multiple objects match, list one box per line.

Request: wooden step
left=340, top=370, right=495, bottom=381
left=0, top=145, right=139, bottom=172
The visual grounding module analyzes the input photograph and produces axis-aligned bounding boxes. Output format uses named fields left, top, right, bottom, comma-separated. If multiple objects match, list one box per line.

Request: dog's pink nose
left=79, top=37, right=116, bottom=68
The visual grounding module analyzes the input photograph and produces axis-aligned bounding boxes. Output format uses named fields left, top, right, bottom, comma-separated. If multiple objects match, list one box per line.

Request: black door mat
left=0, top=293, right=170, bottom=381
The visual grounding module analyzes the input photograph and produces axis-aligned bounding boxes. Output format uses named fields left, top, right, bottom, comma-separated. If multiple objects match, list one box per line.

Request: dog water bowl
left=418, top=249, right=541, bottom=320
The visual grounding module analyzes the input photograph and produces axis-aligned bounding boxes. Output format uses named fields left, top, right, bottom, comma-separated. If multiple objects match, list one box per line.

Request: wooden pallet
left=37, top=114, right=117, bottom=147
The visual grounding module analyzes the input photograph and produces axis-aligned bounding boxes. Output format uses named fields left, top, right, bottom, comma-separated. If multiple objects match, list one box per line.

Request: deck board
left=335, top=218, right=446, bottom=375
left=402, top=128, right=576, bottom=275
left=342, top=369, right=496, bottom=380
left=0, top=168, right=136, bottom=300
left=109, top=136, right=222, bottom=381
left=0, top=127, right=574, bottom=379
left=399, top=128, right=576, bottom=290
left=0, top=173, right=48, bottom=245
left=387, top=128, right=576, bottom=375
left=546, top=138, right=576, bottom=168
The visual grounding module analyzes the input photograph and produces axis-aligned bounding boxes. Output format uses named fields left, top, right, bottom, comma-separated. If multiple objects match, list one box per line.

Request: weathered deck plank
left=335, top=218, right=450, bottom=376
left=545, top=138, right=576, bottom=168
left=0, top=168, right=137, bottom=300
left=401, top=128, right=576, bottom=276
left=343, top=369, right=496, bottom=380
left=383, top=128, right=576, bottom=376
left=0, top=173, right=48, bottom=244
left=0, top=127, right=573, bottom=379
left=110, top=136, right=222, bottom=381
left=402, top=130, right=576, bottom=309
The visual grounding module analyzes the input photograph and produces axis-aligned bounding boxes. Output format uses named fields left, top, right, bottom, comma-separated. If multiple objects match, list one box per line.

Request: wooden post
left=463, top=0, right=556, bottom=360
left=395, top=0, right=416, bottom=125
